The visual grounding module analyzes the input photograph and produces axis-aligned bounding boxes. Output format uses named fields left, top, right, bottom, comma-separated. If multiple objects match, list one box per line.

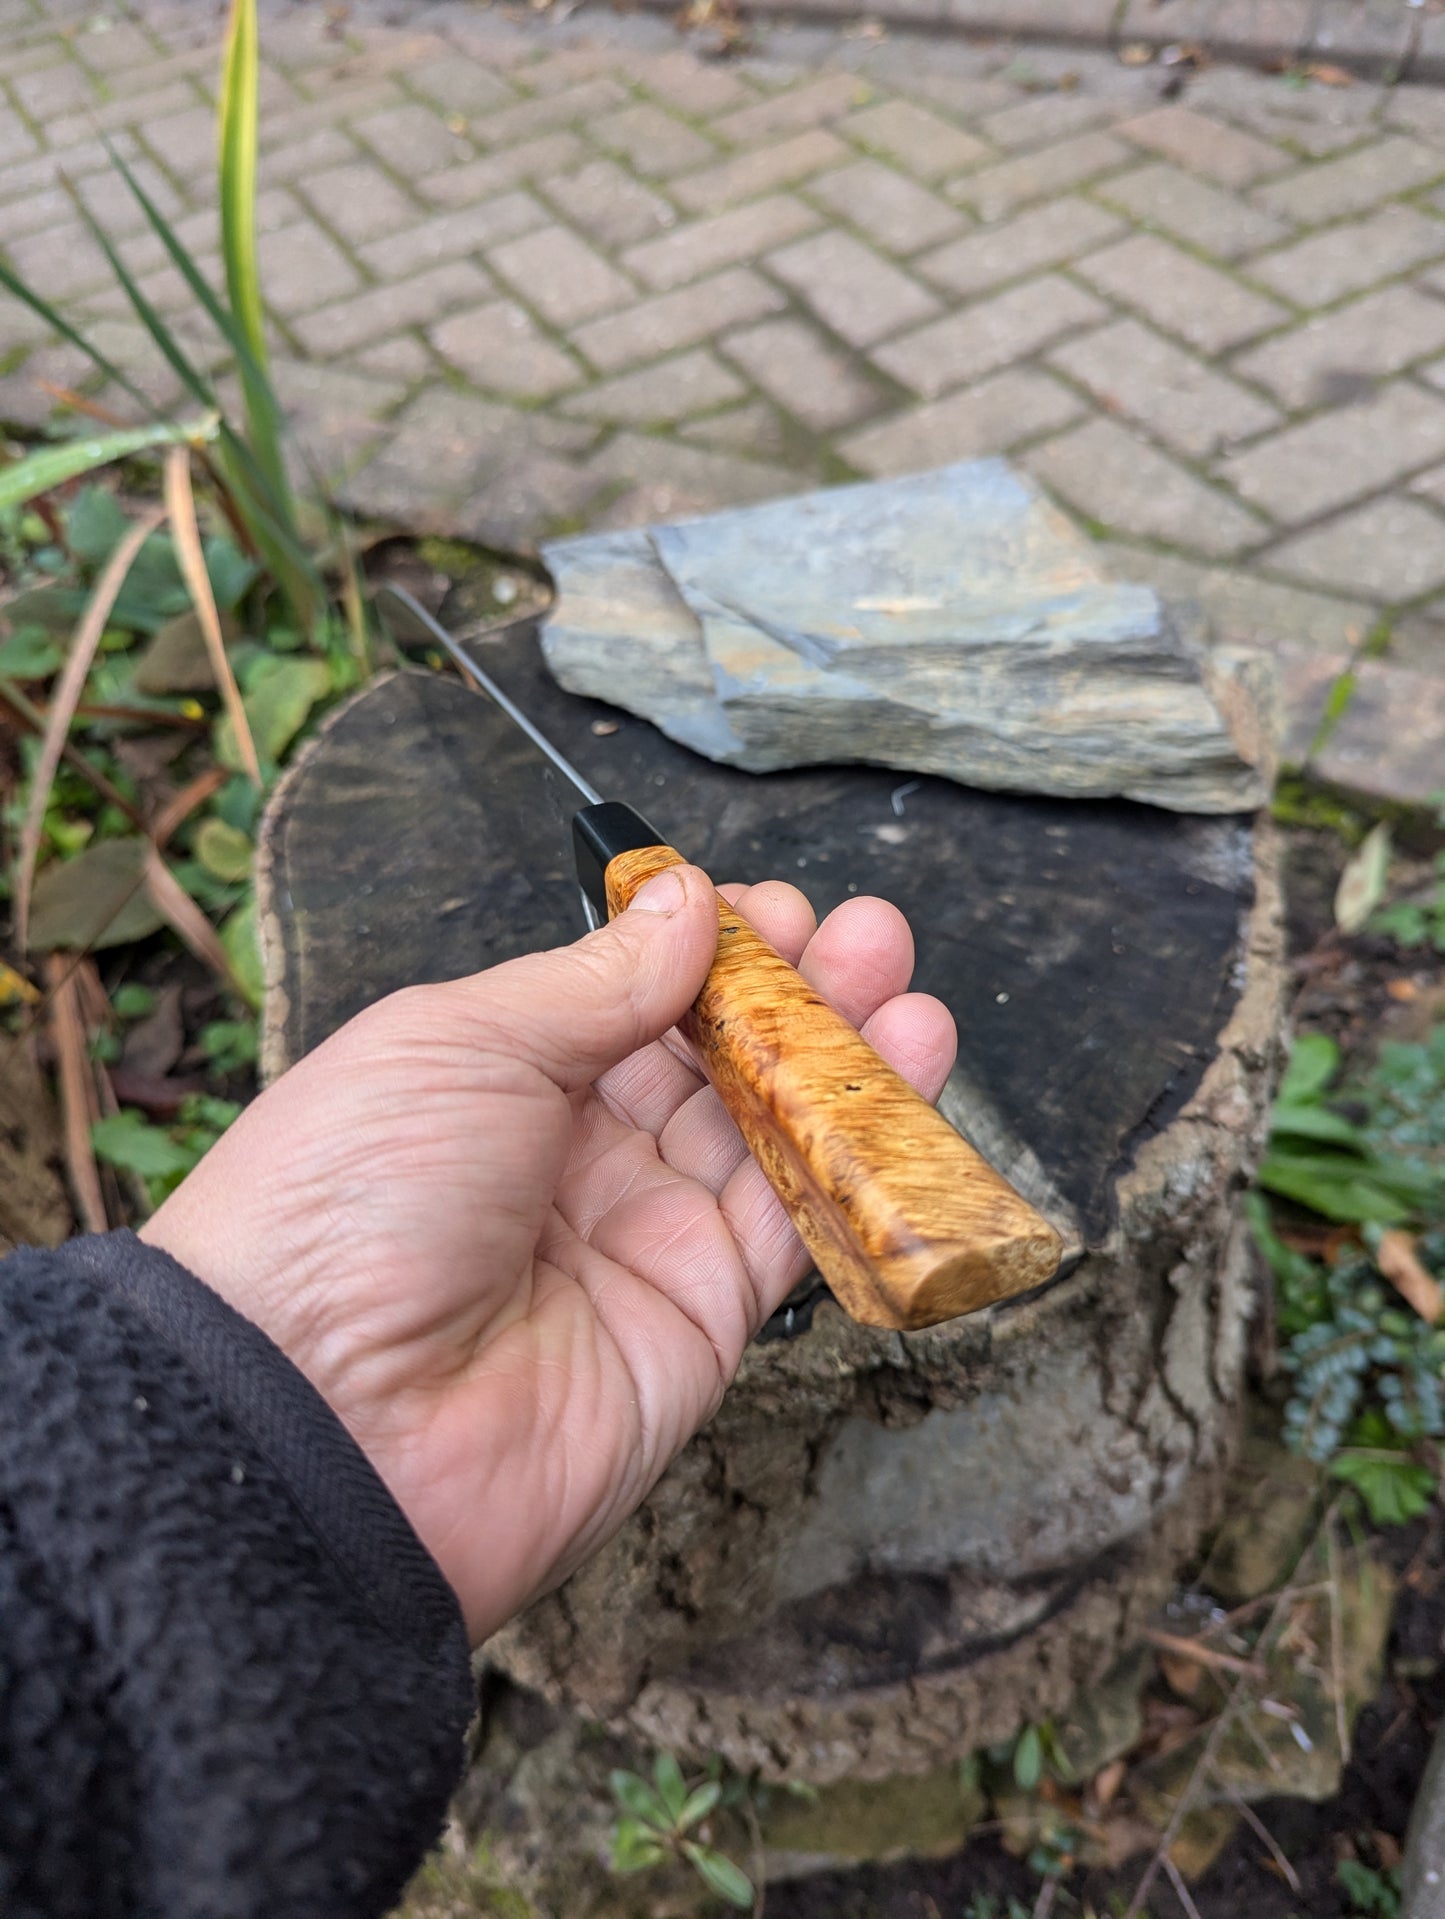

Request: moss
left=755, top=1759, right=984, bottom=1865
left=1271, top=773, right=1373, bottom=843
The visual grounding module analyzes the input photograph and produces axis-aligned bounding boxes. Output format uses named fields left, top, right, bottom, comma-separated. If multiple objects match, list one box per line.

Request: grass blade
left=163, top=444, right=261, bottom=787
left=107, top=137, right=294, bottom=527
left=219, top=0, right=265, bottom=371
left=0, top=253, right=152, bottom=413
left=64, top=176, right=219, bottom=417
left=0, top=417, right=217, bottom=515
left=13, top=504, right=168, bottom=952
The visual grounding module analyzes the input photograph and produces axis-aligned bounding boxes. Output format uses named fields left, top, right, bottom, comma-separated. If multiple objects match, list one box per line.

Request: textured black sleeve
left=0, top=1230, right=474, bottom=1919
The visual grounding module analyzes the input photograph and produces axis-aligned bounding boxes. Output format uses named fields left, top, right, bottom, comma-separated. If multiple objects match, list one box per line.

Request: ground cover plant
left=0, top=0, right=377, bottom=1234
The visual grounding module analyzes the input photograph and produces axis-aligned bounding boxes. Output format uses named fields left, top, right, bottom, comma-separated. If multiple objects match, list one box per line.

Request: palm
left=144, top=876, right=955, bottom=1643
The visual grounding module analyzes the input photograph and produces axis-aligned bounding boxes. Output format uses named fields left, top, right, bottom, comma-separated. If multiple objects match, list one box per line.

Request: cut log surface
left=257, top=625, right=1285, bottom=1781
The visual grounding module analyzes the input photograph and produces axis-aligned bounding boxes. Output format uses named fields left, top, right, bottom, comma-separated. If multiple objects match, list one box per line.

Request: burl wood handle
left=603, top=841, right=1063, bottom=1332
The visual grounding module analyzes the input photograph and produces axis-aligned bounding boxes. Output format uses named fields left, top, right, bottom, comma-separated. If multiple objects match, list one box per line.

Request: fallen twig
left=164, top=445, right=261, bottom=787
left=1163, top=1853, right=1205, bottom=1919
left=1326, top=1511, right=1350, bottom=1767
left=43, top=952, right=107, bottom=1233
left=1226, top=1788, right=1301, bottom=1893
left=1143, top=1627, right=1267, bottom=1681
left=13, top=504, right=166, bottom=950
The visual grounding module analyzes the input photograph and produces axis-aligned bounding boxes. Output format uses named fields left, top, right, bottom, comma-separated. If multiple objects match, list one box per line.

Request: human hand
left=141, top=868, right=956, bottom=1644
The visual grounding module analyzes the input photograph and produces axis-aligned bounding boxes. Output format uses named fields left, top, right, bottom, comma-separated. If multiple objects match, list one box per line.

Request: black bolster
left=573, top=801, right=669, bottom=921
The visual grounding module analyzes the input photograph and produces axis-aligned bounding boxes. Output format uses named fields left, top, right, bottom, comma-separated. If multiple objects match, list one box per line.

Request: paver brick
left=259, top=220, right=363, bottom=316
left=48, top=80, right=206, bottom=150
left=872, top=273, right=1108, bottom=399
left=560, top=348, right=746, bottom=425
left=570, top=266, right=786, bottom=372
left=1049, top=317, right=1281, bottom=458
left=0, top=111, right=39, bottom=169
left=402, top=53, right=518, bottom=117
left=352, top=335, right=436, bottom=384
left=585, top=431, right=797, bottom=526
left=1233, top=285, right=1445, bottom=411
left=681, top=399, right=793, bottom=461
left=1075, top=232, right=1288, bottom=355
left=357, top=194, right=548, bottom=279
left=539, top=160, right=675, bottom=250
left=292, top=258, right=493, bottom=355
left=623, top=196, right=820, bottom=292
left=1026, top=416, right=1264, bottom=557
left=12, top=59, right=98, bottom=119
left=75, top=21, right=164, bottom=76
left=488, top=225, right=634, bottom=328
left=842, top=99, right=990, bottom=182
left=838, top=365, right=1084, bottom=476
left=950, top=132, right=1132, bottom=221
left=2, top=223, right=112, bottom=304
left=917, top=195, right=1123, bottom=298
left=1217, top=381, right=1445, bottom=524
left=1313, top=658, right=1445, bottom=807
left=429, top=299, right=582, bottom=399
left=804, top=160, right=965, bottom=255
left=73, top=159, right=188, bottom=240
left=1265, top=496, right=1445, bottom=599
left=300, top=159, right=420, bottom=245
left=591, top=103, right=717, bottom=179
left=712, top=72, right=864, bottom=147
left=670, top=129, right=850, bottom=214
left=258, top=126, right=359, bottom=185
left=764, top=229, right=939, bottom=348
left=1099, top=542, right=1374, bottom=654
left=635, top=48, right=754, bottom=117
left=1098, top=161, right=1293, bottom=259
left=721, top=316, right=883, bottom=432
left=978, top=93, right=1121, bottom=154
left=1255, top=135, right=1445, bottom=226
left=1116, top=104, right=1289, bottom=190
left=352, top=101, right=476, bottom=178
left=1246, top=203, right=1445, bottom=309
left=418, top=133, right=585, bottom=206
left=473, top=77, right=629, bottom=150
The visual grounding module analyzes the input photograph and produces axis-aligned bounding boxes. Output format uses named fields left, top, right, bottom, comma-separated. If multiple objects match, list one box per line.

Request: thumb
left=445, top=863, right=720, bottom=1092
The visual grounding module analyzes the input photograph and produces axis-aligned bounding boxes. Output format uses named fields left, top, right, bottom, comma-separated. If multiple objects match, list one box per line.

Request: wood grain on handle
left=604, top=842, right=1063, bottom=1332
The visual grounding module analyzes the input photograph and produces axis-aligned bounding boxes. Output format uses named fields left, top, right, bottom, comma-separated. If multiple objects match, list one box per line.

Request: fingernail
left=627, top=866, right=688, bottom=915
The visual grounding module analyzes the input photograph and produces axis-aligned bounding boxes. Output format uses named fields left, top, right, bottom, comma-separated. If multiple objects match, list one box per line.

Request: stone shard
left=540, top=459, right=1273, bottom=815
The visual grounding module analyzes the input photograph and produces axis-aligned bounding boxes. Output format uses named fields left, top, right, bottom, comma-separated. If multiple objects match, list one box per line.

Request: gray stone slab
left=541, top=460, right=1272, bottom=813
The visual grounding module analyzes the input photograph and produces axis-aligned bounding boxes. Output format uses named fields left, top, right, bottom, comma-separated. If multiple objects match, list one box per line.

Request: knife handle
left=579, top=809, right=1062, bottom=1332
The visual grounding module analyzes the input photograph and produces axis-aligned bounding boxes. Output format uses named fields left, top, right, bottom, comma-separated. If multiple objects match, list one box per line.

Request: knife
left=379, top=584, right=1062, bottom=1332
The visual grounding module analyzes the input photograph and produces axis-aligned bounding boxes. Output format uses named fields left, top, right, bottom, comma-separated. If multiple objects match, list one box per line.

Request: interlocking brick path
left=1, top=0, right=1444, bottom=801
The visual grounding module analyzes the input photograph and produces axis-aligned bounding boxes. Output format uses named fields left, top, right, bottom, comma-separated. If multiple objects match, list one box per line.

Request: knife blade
left=379, top=584, right=1062, bottom=1332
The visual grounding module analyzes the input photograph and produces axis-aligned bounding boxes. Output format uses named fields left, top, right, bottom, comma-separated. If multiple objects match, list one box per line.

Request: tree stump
left=257, top=621, right=1285, bottom=1785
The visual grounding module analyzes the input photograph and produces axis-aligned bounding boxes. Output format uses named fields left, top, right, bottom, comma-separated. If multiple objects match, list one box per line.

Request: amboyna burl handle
left=602, top=840, right=1063, bottom=1332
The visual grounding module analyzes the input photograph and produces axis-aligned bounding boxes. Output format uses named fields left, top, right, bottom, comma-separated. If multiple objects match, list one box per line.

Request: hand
left=141, top=867, right=956, bottom=1644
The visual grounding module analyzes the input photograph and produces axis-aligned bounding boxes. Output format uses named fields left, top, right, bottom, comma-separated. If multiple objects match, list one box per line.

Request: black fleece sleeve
left=0, top=1230, right=474, bottom=1919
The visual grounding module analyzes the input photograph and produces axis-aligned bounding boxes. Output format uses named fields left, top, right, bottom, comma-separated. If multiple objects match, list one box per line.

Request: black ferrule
left=573, top=801, right=669, bottom=920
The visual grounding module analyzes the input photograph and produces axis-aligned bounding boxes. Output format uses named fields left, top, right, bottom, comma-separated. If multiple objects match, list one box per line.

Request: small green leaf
left=112, top=982, right=157, bottom=1021
left=66, top=485, right=131, bottom=565
left=220, top=897, right=264, bottom=1009
left=200, top=1018, right=258, bottom=1073
left=0, top=626, right=62, bottom=679
left=1013, top=1724, right=1043, bottom=1791
left=609, top=1770, right=669, bottom=1830
left=30, top=837, right=164, bottom=952
left=195, top=818, right=253, bottom=883
left=610, top=1820, right=667, bottom=1874
left=654, top=1752, right=687, bottom=1824
left=0, top=417, right=219, bottom=515
left=91, top=1108, right=196, bottom=1179
left=678, top=1781, right=722, bottom=1831
left=1269, top=1103, right=1364, bottom=1147
left=682, top=1842, right=754, bottom=1909
left=1277, top=1032, right=1341, bottom=1106
left=1328, top=1450, right=1436, bottom=1526
left=216, top=654, right=330, bottom=768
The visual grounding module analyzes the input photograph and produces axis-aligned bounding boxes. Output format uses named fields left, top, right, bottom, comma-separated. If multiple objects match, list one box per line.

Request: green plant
left=609, top=1754, right=754, bottom=1910
left=91, top=1093, right=243, bottom=1208
left=1251, top=1023, right=1445, bottom=1521
left=1337, top=1856, right=1402, bottom=1918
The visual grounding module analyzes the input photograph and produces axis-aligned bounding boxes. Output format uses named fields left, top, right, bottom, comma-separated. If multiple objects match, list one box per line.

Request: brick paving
left=0, top=0, right=1443, bottom=800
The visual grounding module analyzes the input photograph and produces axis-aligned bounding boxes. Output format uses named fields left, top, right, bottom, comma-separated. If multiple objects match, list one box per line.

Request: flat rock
left=541, top=460, right=1273, bottom=816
